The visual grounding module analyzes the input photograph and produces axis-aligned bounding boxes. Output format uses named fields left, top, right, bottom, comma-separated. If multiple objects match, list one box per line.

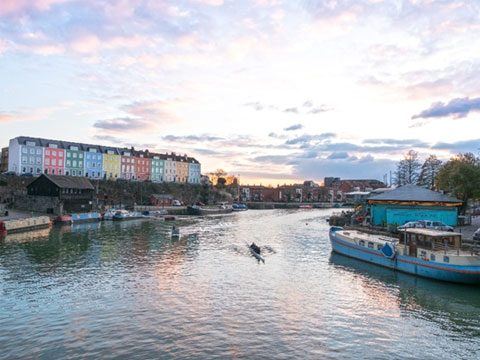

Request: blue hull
left=329, top=228, right=480, bottom=284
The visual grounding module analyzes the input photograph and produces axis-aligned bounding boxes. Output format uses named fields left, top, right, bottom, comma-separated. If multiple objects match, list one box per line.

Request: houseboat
left=187, top=205, right=233, bottom=216
left=329, top=227, right=480, bottom=284
left=71, top=212, right=101, bottom=223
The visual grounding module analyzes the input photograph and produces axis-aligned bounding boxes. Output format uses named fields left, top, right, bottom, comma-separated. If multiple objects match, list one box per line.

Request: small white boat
left=171, top=226, right=180, bottom=238
left=103, top=209, right=118, bottom=220
left=112, top=210, right=144, bottom=221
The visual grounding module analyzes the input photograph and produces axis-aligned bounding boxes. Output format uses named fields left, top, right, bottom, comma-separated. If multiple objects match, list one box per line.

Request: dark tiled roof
left=368, top=184, right=461, bottom=203
left=13, top=136, right=200, bottom=164
left=30, top=174, right=95, bottom=190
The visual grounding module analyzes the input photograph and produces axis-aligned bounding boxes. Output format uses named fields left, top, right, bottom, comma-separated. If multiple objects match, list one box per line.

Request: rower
left=250, top=242, right=261, bottom=254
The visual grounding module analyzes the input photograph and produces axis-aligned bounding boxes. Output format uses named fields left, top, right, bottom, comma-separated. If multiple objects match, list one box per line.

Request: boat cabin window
left=368, top=242, right=374, bottom=249
left=443, top=256, right=449, bottom=263
left=377, top=244, right=383, bottom=250
left=420, top=250, right=427, bottom=259
left=359, top=240, right=365, bottom=246
left=430, top=254, right=436, bottom=261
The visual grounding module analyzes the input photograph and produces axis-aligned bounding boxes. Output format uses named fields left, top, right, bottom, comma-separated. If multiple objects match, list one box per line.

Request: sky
left=0, top=0, right=479, bottom=185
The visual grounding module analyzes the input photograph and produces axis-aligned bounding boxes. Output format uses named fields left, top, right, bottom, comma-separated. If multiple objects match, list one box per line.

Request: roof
left=368, top=184, right=461, bottom=204
left=400, top=228, right=462, bottom=237
left=12, top=136, right=200, bottom=164
left=29, top=174, right=95, bottom=190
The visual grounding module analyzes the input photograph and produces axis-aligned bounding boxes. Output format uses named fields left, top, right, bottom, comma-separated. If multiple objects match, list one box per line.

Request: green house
left=368, top=185, right=462, bottom=227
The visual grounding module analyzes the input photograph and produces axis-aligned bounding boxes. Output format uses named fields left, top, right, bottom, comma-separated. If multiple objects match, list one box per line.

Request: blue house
left=368, top=184, right=462, bottom=227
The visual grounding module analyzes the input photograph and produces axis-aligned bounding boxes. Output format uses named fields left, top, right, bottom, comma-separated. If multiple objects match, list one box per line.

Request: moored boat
left=55, top=215, right=73, bottom=225
left=187, top=205, right=233, bottom=216
left=329, top=227, right=480, bottom=284
left=232, top=203, right=248, bottom=211
left=71, top=212, right=101, bottom=223
left=249, top=243, right=265, bottom=263
left=112, top=210, right=144, bottom=221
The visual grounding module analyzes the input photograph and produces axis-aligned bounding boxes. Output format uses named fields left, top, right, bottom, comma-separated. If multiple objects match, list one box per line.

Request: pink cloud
left=0, top=0, right=70, bottom=16
left=191, top=0, right=224, bottom=6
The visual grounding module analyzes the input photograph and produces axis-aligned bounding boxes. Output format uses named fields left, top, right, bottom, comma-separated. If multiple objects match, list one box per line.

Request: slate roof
left=368, top=184, right=461, bottom=203
left=30, top=174, right=95, bottom=190
left=13, top=136, right=200, bottom=163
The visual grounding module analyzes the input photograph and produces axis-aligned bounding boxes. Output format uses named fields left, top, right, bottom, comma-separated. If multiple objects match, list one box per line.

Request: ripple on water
left=1, top=209, right=480, bottom=359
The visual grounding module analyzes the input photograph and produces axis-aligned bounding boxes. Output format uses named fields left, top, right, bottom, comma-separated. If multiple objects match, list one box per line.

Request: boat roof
left=400, top=228, right=462, bottom=237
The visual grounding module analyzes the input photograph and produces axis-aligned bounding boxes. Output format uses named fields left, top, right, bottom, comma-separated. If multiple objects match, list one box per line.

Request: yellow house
left=175, top=156, right=189, bottom=183
left=103, top=149, right=121, bottom=179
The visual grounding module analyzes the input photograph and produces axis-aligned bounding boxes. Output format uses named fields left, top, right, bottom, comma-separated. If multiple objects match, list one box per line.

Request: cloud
left=162, top=134, right=224, bottom=142
left=283, top=107, right=299, bottom=114
left=285, top=133, right=336, bottom=145
left=327, top=151, right=350, bottom=160
left=0, top=113, right=15, bottom=122
left=412, top=97, right=480, bottom=119
left=244, top=101, right=265, bottom=111
left=432, top=139, right=480, bottom=153
left=284, top=124, right=303, bottom=131
left=93, top=117, right=154, bottom=132
left=0, top=0, right=70, bottom=16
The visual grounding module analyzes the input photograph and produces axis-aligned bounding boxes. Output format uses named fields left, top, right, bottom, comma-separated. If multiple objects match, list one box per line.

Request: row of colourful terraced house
left=7, top=136, right=201, bottom=184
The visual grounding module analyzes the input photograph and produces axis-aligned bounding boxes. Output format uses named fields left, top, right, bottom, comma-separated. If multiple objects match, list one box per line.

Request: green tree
left=394, top=150, right=421, bottom=186
left=418, top=155, right=442, bottom=190
left=436, top=153, right=480, bottom=212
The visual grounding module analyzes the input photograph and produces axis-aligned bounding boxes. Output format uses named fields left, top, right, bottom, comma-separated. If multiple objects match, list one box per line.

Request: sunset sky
left=0, top=0, right=479, bottom=185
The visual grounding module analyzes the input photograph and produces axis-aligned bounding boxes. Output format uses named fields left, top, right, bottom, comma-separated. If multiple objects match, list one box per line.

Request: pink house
left=44, top=143, right=65, bottom=175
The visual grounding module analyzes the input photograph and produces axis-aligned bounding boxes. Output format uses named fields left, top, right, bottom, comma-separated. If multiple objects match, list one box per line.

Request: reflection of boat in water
left=1, top=227, right=51, bottom=243
left=187, top=205, right=233, bottom=216
left=329, top=252, right=480, bottom=314
left=330, top=227, right=480, bottom=284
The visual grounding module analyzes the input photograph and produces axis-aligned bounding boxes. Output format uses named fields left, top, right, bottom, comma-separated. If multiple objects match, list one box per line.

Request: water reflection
left=1, top=210, right=480, bottom=359
left=330, top=252, right=480, bottom=336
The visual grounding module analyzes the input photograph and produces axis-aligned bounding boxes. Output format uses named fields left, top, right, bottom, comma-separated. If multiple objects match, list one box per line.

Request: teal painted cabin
left=368, top=185, right=462, bottom=227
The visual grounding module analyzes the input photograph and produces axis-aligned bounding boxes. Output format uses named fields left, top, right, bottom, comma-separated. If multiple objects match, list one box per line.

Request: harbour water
left=1, top=209, right=480, bottom=359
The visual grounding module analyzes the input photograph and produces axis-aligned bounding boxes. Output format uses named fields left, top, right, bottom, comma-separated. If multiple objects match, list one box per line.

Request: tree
left=417, top=155, right=442, bottom=189
left=436, top=153, right=480, bottom=212
left=394, top=150, right=421, bottom=186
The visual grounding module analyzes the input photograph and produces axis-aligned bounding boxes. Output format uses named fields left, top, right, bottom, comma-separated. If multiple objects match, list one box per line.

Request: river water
left=1, top=209, right=480, bottom=359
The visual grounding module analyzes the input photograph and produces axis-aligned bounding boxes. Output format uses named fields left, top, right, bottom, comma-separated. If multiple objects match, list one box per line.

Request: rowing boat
left=249, top=246, right=265, bottom=263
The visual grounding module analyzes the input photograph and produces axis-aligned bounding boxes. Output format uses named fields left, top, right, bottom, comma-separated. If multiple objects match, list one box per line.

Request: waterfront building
left=64, top=144, right=84, bottom=177
left=134, top=151, right=151, bottom=182
left=188, top=158, right=201, bottom=184
left=0, top=147, right=8, bottom=173
left=367, top=184, right=462, bottom=227
left=8, top=137, right=45, bottom=175
left=150, top=155, right=164, bottom=182
left=27, top=174, right=95, bottom=213
left=163, top=154, right=176, bottom=182
left=43, top=142, right=65, bottom=175
left=103, top=148, right=121, bottom=180
left=120, top=149, right=135, bottom=180
left=6, top=137, right=201, bottom=184
left=175, top=155, right=189, bottom=183
left=84, top=146, right=103, bottom=179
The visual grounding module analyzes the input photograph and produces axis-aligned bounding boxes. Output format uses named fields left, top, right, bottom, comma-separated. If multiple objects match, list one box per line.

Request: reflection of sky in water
left=1, top=210, right=480, bottom=359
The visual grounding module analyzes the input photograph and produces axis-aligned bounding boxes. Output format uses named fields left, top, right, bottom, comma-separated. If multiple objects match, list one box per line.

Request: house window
left=22, top=156, right=27, bottom=163
left=359, top=240, right=365, bottom=246
left=72, top=170, right=76, bottom=176
left=73, top=152, right=77, bottom=158
left=22, top=148, right=27, bottom=154
left=79, top=153, right=83, bottom=158
left=36, top=149, right=41, bottom=155
left=78, top=170, right=82, bottom=176
left=22, top=167, right=26, bottom=173
left=59, top=152, right=63, bottom=157
left=45, top=149, right=50, bottom=155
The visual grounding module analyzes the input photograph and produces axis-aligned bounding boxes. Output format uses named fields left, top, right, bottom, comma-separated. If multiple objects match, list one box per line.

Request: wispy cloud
left=284, top=124, right=303, bottom=131
left=412, top=97, right=480, bottom=119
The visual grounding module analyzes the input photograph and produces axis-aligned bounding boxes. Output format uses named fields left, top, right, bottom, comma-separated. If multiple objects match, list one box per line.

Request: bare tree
left=394, top=150, right=421, bottom=186
left=417, top=155, right=442, bottom=189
